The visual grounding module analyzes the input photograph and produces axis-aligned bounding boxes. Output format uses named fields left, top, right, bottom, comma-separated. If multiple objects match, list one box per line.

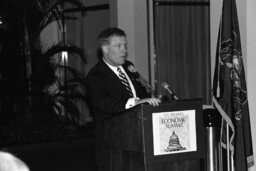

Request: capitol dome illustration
left=165, top=131, right=186, bottom=152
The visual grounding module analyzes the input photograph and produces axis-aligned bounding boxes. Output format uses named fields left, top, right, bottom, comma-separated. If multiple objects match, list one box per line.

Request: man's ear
left=102, top=45, right=108, bottom=54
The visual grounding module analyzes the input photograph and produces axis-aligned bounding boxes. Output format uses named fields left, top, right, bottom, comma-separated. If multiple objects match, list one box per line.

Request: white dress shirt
left=103, top=60, right=139, bottom=109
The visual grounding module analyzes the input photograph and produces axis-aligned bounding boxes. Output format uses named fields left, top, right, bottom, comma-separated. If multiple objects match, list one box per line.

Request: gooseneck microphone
left=127, top=65, right=156, bottom=97
left=161, top=82, right=179, bottom=100
left=127, top=65, right=178, bottom=101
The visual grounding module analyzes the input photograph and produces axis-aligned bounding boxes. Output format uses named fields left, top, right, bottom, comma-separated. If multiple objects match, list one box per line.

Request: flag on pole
left=212, top=0, right=254, bottom=170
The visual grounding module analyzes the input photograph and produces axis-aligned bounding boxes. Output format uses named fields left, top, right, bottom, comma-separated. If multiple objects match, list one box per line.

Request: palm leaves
left=32, top=44, right=87, bottom=124
left=0, top=0, right=87, bottom=129
left=32, top=0, right=86, bottom=43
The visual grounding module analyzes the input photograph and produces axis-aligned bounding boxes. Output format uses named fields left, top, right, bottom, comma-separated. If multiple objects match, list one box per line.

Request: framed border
left=152, top=109, right=197, bottom=155
left=142, top=99, right=205, bottom=164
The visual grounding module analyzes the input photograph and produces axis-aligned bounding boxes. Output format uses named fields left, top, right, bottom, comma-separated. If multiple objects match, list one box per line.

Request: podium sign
left=104, top=99, right=206, bottom=171
left=152, top=109, right=197, bottom=156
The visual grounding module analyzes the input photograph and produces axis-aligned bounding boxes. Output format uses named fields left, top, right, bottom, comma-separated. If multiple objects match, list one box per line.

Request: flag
left=212, top=0, right=254, bottom=170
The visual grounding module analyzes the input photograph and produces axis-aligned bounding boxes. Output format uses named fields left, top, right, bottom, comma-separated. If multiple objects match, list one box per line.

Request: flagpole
left=218, top=140, right=223, bottom=171
left=226, top=122, right=230, bottom=171
left=231, top=154, right=234, bottom=171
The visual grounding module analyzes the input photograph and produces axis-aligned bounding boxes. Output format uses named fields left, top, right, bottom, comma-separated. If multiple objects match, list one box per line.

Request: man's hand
left=136, top=97, right=161, bottom=107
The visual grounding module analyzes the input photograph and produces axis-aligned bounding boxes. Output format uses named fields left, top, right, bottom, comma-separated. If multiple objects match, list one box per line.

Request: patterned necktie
left=117, top=67, right=133, bottom=97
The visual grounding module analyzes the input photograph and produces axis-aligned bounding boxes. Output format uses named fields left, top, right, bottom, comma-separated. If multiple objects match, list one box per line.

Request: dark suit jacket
left=85, top=59, right=151, bottom=170
left=86, top=59, right=151, bottom=120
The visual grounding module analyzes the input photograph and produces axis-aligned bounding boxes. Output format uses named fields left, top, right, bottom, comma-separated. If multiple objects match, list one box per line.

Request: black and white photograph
left=0, top=0, right=255, bottom=171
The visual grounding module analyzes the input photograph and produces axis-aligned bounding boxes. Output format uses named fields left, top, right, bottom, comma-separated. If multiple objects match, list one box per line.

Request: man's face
left=103, top=35, right=127, bottom=67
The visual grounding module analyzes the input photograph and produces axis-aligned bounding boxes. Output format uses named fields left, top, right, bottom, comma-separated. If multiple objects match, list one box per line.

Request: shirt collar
left=103, top=58, right=122, bottom=75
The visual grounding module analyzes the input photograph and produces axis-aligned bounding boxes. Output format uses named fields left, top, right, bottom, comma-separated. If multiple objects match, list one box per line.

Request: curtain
left=154, top=1, right=211, bottom=104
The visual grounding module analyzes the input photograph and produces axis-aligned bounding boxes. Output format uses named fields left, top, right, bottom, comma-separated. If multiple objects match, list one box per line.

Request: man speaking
left=86, top=27, right=160, bottom=171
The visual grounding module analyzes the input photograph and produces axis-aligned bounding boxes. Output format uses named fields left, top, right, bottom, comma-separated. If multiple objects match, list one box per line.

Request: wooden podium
left=104, top=99, right=206, bottom=171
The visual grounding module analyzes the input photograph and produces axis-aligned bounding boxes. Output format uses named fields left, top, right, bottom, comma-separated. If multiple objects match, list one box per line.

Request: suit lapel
left=99, top=60, right=119, bottom=82
left=98, top=60, right=130, bottom=97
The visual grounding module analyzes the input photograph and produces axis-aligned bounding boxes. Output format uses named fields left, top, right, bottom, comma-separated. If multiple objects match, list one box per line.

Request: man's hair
left=98, top=27, right=126, bottom=47
left=97, top=27, right=126, bottom=58
left=0, top=151, right=30, bottom=171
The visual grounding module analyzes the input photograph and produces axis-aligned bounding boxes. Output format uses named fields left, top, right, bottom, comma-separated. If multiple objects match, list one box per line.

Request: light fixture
left=61, top=51, right=68, bottom=64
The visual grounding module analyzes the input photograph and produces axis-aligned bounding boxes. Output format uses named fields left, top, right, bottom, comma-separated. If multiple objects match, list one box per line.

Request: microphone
left=127, top=65, right=140, bottom=78
left=161, top=82, right=179, bottom=100
left=127, top=65, right=156, bottom=97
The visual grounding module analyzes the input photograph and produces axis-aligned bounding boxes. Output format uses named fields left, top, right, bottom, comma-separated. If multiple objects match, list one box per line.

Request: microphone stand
left=136, top=75, right=175, bottom=103
left=161, top=82, right=179, bottom=100
left=137, top=75, right=156, bottom=97
left=127, top=64, right=156, bottom=97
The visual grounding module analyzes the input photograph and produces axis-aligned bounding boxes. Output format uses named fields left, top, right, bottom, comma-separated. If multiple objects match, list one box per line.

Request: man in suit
left=86, top=27, right=160, bottom=171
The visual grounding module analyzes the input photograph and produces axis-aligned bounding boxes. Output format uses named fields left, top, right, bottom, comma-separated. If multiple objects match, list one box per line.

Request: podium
left=104, top=99, right=206, bottom=171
